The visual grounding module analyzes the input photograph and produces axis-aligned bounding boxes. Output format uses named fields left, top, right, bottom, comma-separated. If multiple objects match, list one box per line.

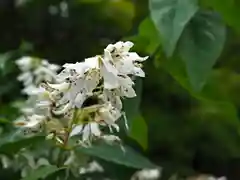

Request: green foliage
left=137, top=18, right=160, bottom=54
left=129, top=115, right=148, bottom=150
left=149, top=0, right=198, bottom=57
left=0, top=132, right=44, bottom=155
left=178, top=10, right=226, bottom=91
left=125, top=18, right=160, bottom=54
left=149, top=0, right=226, bottom=91
left=200, top=0, right=240, bottom=32
left=76, top=142, right=156, bottom=169
left=21, top=165, right=63, bottom=180
left=1, top=0, right=240, bottom=179
left=123, top=78, right=149, bottom=150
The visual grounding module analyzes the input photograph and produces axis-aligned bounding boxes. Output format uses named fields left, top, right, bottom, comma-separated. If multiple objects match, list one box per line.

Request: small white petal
left=105, top=44, right=115, bottom=52
left=52, top=103, right=72, bottom=115
left=82, top=125, right=91, bottom=142
left=70, top=125, right=83, bottom=137
left=133, top=67, right=145, bottom=77
left=123, top=41, right=134, bottom=52
left=84, top=56, right=100, bottom=69
left=16, top=56, right=33, bottom=71
left=101, top=64, right=118, bottom=89
left=48, top=64, right=60, bottom=72
left=17, top=71, right=32, bottom=82
left=33, top=66, right=57, bottom=79
left=22, top=85, right=45, bottom=96
left=47, top=82, right=70, bottom=91
left=74, top=93, right=87, bottom=108
left=90, top=123, right=101, bottom=137
left=128, top=52, right=148, bottom=62
left=102, top=50, right=118, bottom=75
left=115, top=41, right=124, bottom=50
left=121, top=86, right=136, bottom=98
left=111, top=123, right=120, bottom=132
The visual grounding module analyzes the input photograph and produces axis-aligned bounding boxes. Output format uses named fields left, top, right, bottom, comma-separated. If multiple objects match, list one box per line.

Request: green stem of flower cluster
left=62, top=108, right=79, bottom=149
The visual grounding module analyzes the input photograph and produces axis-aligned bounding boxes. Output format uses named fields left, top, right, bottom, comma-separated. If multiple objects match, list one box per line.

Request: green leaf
left=77, top=142, right=156, bottom=169
left=200, top=0, right=240, bottom=32
left=149, top=0, right=198, bottom=57
left=178, top=10, right=226, bottom=91
left=0, top=131, right=44, bottom=155
left=161, top=56, right=240, bottom=126
left=21, top=165, right=64, bottom=180
left=129, top=115, right=148, bottom=150
left=138, top=18, right=160, bottom=54
left=123, top=18, right=160, bottom=55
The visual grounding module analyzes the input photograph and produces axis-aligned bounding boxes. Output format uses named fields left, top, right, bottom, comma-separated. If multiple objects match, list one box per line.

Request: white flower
left=105, top=41, right=134, bottom=54
left=100, top=89, right=122, bottom=110
left=96, top=103, right=121, bottom=132
left=17, top=71, right=33, bottom=87
left=104, top=41, right=148, bottom=77
left=33, top=66, right=58, bottom=84
left=131, top=168, right=161, bottom=180
left=79, top=161, right=104, bottom=174
left=41, top=59, right=60, bottom=72
left=16, top=56, right=33, bottom=71
left=84, top=55, right=119, bottom=89
left=14, top=114, right=45, bottom=134
left=70, top=122, right=101, bottom=143
left=100, top=134, right=121, bottom=144
left=22, top=85, right=45, bottom=96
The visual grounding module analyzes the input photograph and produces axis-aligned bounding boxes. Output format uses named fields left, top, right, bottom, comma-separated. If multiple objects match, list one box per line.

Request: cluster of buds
left=15, top=41, right=148, bottom=147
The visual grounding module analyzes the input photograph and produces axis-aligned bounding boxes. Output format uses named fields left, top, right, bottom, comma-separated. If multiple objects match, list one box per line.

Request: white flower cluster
left=131, top=168, right=161, bottom=180
left=15, top=41, right=148, bottom=147
left=14, top=56, right=60, bottom=129
left=16, top=56, right=60, bottom=96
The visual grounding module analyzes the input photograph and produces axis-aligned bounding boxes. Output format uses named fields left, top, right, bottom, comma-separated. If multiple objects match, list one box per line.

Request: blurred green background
left=0, top=0, right=240, bottom=179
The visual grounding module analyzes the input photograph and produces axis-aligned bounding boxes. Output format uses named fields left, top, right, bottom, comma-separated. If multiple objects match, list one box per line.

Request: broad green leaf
left=77, top=142, right=156, bottom=169
left=129, top=115, right=148, bottom=150
left=21, top=165, right=64, bottom=180
left=0, top=131, right=44, bottom=155
left=149, top=0, right=198, bottom=57
left=162, top=56, right=227, bottom=102
left=179, top=10, right=226, bottom=91
left=201, top=0, right=240, bottom=32
left=161, top=56, right=239, bottom=126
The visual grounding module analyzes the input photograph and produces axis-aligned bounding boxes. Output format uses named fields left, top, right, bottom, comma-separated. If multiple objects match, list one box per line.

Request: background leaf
left=149, top=0, right=198, bottom=57
left=0, top=132, right=44, bottom=155
left=178, top=10, right=226, bottom=91
left=200, top=0, right=240, bottom=32
left=129, top=115, right=148, bottom=150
